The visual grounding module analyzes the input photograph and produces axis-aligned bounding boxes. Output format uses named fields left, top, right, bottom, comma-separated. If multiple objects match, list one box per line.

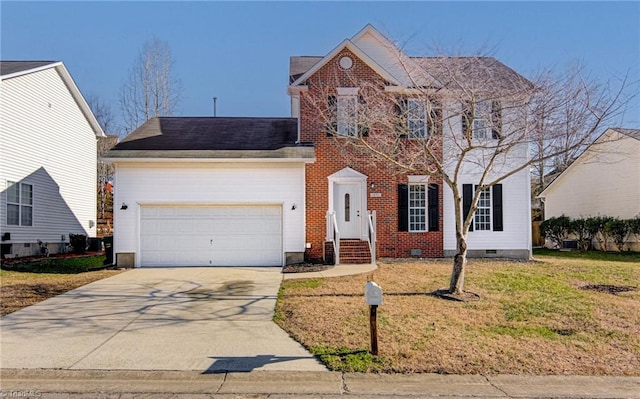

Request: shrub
left=569, top=218, right=593, bottom=251
left=605, top=218, right=630, bottom=252
left=540, top=216, right=571, bottom=249
left=628, top=216, right=640, bottom=239
left=68, top=233, right=87, bottom=254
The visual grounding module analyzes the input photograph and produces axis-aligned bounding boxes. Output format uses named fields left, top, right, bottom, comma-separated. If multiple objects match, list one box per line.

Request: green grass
left=533, top=248, right=640, bottom=262
left=276, top=253, right=640, bottom=375
left=1, top=255, right=107, bottom=274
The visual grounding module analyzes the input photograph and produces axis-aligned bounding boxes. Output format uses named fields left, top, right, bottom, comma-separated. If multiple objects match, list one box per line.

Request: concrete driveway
left=0, top=267, right=325, bottom=372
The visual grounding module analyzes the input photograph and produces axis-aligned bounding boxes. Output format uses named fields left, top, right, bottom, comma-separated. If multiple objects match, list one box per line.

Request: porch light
left=120, top=203, right=128, bottom=210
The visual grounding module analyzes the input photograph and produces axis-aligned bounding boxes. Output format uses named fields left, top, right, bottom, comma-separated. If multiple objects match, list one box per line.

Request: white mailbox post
left=365, top=281, right=382, bottom=355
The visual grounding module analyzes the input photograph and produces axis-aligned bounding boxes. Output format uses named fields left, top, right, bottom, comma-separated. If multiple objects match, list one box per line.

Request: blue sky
left=2, top=1, right=639, bottom=133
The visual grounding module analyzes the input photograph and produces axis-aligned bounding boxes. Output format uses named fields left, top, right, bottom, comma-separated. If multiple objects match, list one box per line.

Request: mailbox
left=365, top=281, right=383, bottom=306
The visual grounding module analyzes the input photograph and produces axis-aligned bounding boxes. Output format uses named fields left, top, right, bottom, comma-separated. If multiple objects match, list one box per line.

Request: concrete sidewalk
left=1, top=369, right=639, bottom=398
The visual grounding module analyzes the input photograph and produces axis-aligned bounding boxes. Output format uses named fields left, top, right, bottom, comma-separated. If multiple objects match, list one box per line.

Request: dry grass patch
left=1, top=269, right=123, bottom=316
left=275, top=254, right=640, bottom=375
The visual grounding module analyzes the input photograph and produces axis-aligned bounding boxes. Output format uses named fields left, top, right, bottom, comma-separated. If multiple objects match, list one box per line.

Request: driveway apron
left=0, top=267, right=325, bottom=372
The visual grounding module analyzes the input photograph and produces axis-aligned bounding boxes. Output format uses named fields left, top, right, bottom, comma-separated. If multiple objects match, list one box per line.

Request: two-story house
left=106, top=25, right=532, bottom=268
left=1, top=61, right=105, bottom=258
left=289, top=24, right=532, bottom=263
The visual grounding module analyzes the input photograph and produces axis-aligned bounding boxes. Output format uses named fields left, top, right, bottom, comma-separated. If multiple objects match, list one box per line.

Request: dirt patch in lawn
left=1, top=269, right=123, bottom=316
left=275, top=256, right=640, bottom=375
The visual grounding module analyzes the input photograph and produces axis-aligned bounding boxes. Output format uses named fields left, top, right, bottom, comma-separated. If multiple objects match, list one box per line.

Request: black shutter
left=461, top=102, right=473, bottom=139
left=398, top=184, right=408, bottom=232
left=492, top=184, right=503, bottom=231
left=428, top=184, right=439, bottom=231
left=463, top=184, right=473, bottom=232
left=396, top=97, right=408, bottom=139
left=358, top=95, right=369, bottom=137
left=491, top=100, right=502, bottom=139
left=429, top=102, right=442, bottom=137
left=327, top=95, right=337, bottom=136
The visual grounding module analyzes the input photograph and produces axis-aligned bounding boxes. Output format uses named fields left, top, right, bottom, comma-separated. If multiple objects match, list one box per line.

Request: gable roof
left=0, top=61, right=57, bottom=77
left=1, top=60, right=105, bottom=137
left=538, top=127, right=640, bottom=198
left=105, top=117, right=314, bottom=161
left=289, top=24, right=532, bottom=94
left=611, top=127, right=640, bottom=141
left=289, top=37, right=402, bottom=87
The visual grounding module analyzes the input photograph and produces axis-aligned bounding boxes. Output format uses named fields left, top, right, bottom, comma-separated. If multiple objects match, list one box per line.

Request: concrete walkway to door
left=0, top=267, right=325, bottom=373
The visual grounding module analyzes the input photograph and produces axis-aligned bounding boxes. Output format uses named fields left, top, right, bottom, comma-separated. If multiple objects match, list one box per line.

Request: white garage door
left=140, top=205, right=282, bottom=267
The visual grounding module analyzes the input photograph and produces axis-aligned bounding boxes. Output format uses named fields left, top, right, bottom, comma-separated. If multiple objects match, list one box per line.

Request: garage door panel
left=140, top=205, right=282, bottom=267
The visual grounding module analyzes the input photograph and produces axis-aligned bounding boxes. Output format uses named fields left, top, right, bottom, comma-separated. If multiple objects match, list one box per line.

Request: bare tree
left=120, top=37, right=181, bottom=133
left=87, top=94, right=119, bottom=236
left=300, top=51, right=630, bottom=296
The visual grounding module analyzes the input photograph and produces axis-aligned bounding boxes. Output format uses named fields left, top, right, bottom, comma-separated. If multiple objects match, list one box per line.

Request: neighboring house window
left=398, top=183, right=439, bottom=232
left=462, top=100, right=502, bottom=140
left=6, top=181, right=33, bottom=226
left=462, top=184, right=503, bottom=232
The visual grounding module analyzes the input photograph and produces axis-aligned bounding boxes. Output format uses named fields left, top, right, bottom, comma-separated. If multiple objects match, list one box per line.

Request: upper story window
left=6, top=181, right=33, bottom=226
left=407, top=99, right=427, bottom=139
left=328, top=87, right=367, bottom=137
left=397, top=97, right=439, bottom=139
left=463, top=100, right=502, bottom=140
left=337, top=94, right=357, bottom=137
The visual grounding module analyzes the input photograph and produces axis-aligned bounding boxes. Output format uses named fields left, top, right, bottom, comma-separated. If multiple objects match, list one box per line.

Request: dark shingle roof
left=413, top=57, right=535, bottom=94
left=0, top=61, right=57, bottom=77
left=611, top=128, right=640, bottom=141
left=289, top=56, right=323, bottom=84
left=112, top=117, right=301, bottom=152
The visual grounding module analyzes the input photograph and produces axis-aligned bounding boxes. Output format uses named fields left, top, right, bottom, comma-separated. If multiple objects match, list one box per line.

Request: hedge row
left=540, top=215, right=640, bottom=251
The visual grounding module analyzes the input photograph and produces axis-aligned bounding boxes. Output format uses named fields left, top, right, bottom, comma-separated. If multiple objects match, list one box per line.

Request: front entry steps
left=325, top=239, right=372, bottom=264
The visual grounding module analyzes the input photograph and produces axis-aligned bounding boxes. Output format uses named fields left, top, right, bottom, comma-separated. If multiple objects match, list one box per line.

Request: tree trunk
left=449, top=231, right=468, bottom=294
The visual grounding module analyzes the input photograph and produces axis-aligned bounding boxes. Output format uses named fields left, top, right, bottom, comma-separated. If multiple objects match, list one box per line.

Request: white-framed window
left=407, top=99, right=427, bottom=139
left=474, top=186, right=491, bottom=231
left=6, top=181, right=33, bottom=226
left=337, top=95, right=357, bottom=137
left=409, top=183, right=427, bottom=232
left=472, top=100, right=491, bottom=139
left=335, top=87, right=359, bottom=137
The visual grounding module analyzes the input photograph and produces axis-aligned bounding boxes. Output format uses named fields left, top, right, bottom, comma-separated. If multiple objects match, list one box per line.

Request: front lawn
left=275, top=251, right=640, bottom=375
left=1, top=255, right=123, bottom=316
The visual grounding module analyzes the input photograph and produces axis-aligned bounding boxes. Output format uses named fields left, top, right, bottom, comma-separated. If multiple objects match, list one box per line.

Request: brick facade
left=299, top=50, right=443, bottom=261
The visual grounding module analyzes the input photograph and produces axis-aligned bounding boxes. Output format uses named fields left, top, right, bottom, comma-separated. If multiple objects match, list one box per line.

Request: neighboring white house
left=104, top=117, right=315, bottom=268
left=0, top=61, right=104, bottom=257
left=539, top=128, right=640, bottom=250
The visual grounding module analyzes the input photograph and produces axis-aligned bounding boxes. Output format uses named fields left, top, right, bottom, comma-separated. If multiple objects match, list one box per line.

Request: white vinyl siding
left=0, top=67, right=98, bottom=243
left=113, top=162, right=306, bottom=267
left=543, top=131, right=640, bottom=220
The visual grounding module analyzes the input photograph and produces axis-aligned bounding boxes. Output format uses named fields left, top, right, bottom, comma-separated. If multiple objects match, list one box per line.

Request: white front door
left=335, top=183, right=362, bottom=239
